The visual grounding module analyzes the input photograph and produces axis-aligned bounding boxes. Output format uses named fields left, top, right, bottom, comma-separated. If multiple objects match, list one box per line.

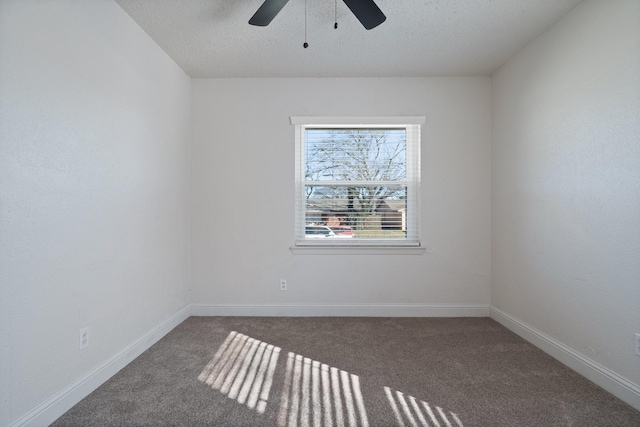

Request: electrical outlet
left=80, top=327, right=89, bottom=350
left=280, top=279, right=287, bottom=291
left=635, top=333, right=640, bottom=357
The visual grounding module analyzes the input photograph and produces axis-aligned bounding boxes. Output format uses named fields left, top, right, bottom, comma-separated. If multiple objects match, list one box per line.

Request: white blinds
left=293, top=117, right=423, bottom=246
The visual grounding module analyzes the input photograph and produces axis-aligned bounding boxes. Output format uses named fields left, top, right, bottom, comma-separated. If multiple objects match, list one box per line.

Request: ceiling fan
left=249, top=0, right=386, bottom=30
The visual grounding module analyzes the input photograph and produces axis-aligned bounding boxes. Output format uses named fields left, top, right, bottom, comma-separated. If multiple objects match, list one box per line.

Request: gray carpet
left=52, top=317, right=640, bottom=426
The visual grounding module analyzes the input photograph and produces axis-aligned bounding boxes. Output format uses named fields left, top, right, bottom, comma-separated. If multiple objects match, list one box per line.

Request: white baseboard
left=190, top=303, right=491, bottom=317
left=490, top=306, right=640, bottom=411
left=11, top=304, right=192, bottom=427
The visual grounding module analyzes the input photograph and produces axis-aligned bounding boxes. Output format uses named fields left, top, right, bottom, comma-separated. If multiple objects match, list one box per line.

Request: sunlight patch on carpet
left=198, top=331, right=281, bottom=414
left=199, top=331, right=464, bottom=427
left=384, top=387, right=463, bottom=427
left=277, top=352, right=369, bottom=427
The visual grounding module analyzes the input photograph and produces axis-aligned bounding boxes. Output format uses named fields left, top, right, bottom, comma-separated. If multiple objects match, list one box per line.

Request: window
left=292, top=117, right=423, bottom=249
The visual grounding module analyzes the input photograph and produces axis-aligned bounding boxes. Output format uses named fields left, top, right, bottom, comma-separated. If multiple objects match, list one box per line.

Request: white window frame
left=291, top=116, right=425, bottom=254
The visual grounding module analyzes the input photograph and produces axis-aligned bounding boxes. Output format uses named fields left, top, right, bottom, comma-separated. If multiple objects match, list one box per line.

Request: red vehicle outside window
left=330, top=226, right=355, bottom=237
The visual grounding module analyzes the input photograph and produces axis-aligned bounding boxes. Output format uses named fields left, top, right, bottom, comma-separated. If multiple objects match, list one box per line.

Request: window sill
left=289, top=246, right=426, bottom=255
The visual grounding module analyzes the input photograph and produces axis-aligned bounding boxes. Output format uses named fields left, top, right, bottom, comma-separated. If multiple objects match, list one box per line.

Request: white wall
left=191, top=78, right=491, bottom=313
left=492, top=0, right=640, bottom=394
left=0, top=1, right=191, bottom=425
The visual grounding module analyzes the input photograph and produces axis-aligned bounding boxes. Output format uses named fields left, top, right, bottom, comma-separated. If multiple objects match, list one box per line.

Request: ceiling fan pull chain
left=303, top=0, right=309, bottom=48
left=334, top=0, right=338, bottom=29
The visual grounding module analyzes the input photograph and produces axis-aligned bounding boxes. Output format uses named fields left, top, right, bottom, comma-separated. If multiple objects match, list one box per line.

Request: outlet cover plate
left=80, top=327, right=89, bottom=350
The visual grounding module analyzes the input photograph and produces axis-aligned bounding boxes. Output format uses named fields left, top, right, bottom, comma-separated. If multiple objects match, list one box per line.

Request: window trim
left=289, top=246, right=426, bottom=255
left=291, top=116, right=425, bottom=253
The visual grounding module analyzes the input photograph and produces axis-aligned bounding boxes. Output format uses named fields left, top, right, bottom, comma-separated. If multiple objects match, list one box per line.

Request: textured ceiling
left=115, top=0, right=583, bottom=78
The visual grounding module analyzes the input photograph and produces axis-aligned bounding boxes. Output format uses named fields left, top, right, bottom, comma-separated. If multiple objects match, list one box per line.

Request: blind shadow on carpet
left=198, top=330, right=462, bottom=427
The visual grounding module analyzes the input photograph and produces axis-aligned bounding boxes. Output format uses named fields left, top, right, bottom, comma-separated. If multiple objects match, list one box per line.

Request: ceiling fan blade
left=342, top=0, right=386, bottom=30
left=249, top=0, right=290, bottom=26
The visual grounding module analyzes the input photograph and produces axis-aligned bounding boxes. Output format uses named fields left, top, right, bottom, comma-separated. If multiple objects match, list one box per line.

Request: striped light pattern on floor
left=198, top=332, right=464, bottom=427
left=384, top=387, right=464, bottom=427
left=198, top=331, right=281, bottom=414
left=277, top=353, right=369, bottom=427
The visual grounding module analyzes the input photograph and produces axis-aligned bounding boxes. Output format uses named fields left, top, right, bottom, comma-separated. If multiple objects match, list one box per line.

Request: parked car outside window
left=305, top=225, right=336, bottom=238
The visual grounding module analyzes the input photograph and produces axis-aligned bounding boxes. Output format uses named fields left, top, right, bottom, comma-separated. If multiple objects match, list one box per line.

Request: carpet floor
left=52, top=317, right=640, bottom=426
